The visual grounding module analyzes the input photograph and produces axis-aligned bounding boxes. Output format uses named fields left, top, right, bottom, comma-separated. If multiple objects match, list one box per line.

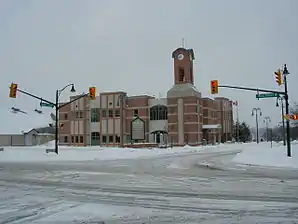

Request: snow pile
left=0, top=145, right=202, bottom=163
left=233, top=143, right=298, bottom=169
left=0, top=142, right=245, bottom=163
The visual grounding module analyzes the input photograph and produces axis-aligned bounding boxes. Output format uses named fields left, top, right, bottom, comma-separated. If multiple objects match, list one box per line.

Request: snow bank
left=0, top=145, right=201, bottom=163
left=0, top=141, right=245, bottom=163
left=233, top=142, right=298, bottom=169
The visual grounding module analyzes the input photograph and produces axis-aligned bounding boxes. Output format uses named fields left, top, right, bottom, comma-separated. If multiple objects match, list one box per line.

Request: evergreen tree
left=233, top=121, right=251, bottom=142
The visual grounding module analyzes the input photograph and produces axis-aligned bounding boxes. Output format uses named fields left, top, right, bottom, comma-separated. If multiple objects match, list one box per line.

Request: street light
left=276, top=96, right=286, bottom=146
left=55, top=84, right=76, bottom=154
left=263, top=116, right=271, bottom=142
left=252, top=108, right=262, bottom=144
left=282, top=64, right=291, bottom=157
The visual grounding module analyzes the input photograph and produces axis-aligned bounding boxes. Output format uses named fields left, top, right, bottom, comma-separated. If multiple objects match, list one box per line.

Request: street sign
left=40, top=102, right=55, bottom=108
left=256, top=93, right=280, bottom=99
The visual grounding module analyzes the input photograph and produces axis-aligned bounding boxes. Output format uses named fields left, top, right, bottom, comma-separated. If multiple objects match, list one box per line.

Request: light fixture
left=70, top=84, right=76, bottom=93
left=283, top=64, right=290, bottom=75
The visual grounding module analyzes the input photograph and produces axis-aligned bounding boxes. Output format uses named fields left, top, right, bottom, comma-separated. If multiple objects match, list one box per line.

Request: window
left=80, top=136, right=83, bottom=143
left=75, top=136, right=79, bottom=143
left=102, top=110, right=106, bottom=118
left=134, top=109, right=139, bottom=116
left=150, top=105, right=168, bottom=120
left=109, top=135, right=114, bottom=143
left=115, top=109, right=120, bottom=117
left=64, top=113, right=68, bottom=120
left=108, top=110, right=113, bottom=118
left=71, top=136, right=74, bottom=143
left=91, top=132, right=100, bottom=140
left=76, top=111, right=83, bottom=118
left=102, top=135, right=107, bottom=143
left=190, top=67, right=193, bottom=83
left=116, top=96, right=120, bottom=106
left=179, top=67, right=185, bottom=82
left=115, top=135, right=120, bottom=143
left=64, top=136, right=68, bottom=143
left=91, top=108, right=100, bottom=122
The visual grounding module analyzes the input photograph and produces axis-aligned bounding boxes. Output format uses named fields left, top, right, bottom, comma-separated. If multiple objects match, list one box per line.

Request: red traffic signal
left=210, top=80, right=218, bottom=94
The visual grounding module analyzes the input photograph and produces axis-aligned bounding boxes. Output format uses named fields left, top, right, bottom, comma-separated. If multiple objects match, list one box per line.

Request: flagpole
left=236, top=102, right=240, bottom=143
left=233, top=101, right=240, bottom=143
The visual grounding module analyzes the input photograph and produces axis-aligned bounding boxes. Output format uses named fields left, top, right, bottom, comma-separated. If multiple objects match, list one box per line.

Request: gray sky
left=1, top=0, right=297, bottom=134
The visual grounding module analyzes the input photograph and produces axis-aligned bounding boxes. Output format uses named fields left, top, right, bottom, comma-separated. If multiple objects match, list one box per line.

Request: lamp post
left=276, top=96, right=286, bottom=146
left=282, top=64, right=291, bottom=157
left=252, top=108, right=262, bottom=143
left=55, top=84, right=76, bottom=154
left=263, top=116, right=271, bottom=142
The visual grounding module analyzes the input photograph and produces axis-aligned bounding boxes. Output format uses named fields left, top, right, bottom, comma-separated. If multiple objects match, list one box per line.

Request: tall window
left=91, top=108, right=100, bottom=122
left=150, top=105, right=168, bottom=120
left=108, top=110, right=113, bottom=117
left=115, top=109, right=120, bottom=117
left=102, top=110, right=107, bottom=118
left=179, top=67, right=185, bottom=82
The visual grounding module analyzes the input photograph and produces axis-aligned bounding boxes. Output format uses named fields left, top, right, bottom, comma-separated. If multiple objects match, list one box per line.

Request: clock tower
left=167, top=47, right=202, bottom=146
left=172, top=48, right=195, bottom=85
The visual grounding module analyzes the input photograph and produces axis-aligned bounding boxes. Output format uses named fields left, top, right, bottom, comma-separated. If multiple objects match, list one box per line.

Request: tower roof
left=172, top=48, right=195, bottom=60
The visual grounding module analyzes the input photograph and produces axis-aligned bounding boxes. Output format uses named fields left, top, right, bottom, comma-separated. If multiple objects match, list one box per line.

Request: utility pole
left=210, top=70, right=292, bottom=157
left=276, top=96, right=286, bottom=146
left=9, top=83, right=94, bottom=154
left=282, top=64, right=291, bottom=157
left=252, top=108, right=262, bottom=143
left=55, top=84, right=76, bottom=153
left=263, top=116, right=271, bottom=142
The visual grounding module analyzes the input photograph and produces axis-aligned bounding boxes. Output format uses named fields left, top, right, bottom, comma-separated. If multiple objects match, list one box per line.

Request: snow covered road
left=1, top=148, right=298, bottom=223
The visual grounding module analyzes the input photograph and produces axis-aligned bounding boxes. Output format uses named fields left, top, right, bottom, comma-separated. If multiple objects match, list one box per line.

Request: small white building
left=24, top=129, right=54, bottom=146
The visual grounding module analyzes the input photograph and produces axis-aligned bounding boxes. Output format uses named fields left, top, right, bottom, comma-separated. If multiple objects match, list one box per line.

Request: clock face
left=177, top=53, right=184, bottom=60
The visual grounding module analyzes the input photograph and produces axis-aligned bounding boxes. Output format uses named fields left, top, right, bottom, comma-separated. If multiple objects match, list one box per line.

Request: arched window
left=150, top=105, right=168, bottom=120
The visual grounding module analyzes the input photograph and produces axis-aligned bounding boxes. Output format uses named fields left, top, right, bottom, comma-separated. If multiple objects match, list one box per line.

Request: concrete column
left=177, top=98, right=184, bottom=145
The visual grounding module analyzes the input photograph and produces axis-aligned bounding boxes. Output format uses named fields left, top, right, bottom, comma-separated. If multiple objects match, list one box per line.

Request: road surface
left=0, top=148, right=298, bottom=223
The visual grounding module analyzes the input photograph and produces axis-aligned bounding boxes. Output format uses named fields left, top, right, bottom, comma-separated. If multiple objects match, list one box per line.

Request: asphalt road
left=0, top=148, right=298, bottom=223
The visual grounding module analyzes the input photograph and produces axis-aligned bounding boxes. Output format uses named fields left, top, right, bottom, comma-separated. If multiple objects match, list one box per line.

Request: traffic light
left=210, top=80, right=218, bottom=94
left=9, top=83, right=18, bottom=98
left=292, top=114, right=298, bottom=120
left=89, top=87, right=96, bottom=100
left=275, top=69, right=282, bottom=86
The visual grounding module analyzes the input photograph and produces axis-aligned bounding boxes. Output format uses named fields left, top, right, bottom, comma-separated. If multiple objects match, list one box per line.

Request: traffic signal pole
left=217, top=84, right=291, bottom=157
left=283, top=69, right=291, bottom=157
left=11, top=86, right=88, bottom=154
left=55, top=90, right=59, bottom=155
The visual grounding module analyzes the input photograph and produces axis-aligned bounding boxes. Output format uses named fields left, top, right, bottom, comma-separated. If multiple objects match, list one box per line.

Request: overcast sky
left=1, top=0, right=297, bottom=134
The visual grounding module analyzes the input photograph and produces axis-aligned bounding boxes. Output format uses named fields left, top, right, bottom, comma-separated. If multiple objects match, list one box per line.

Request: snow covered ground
left=0, top=141, right=239, bottom=163
left=233, top=141, right=298, bottom=169
left=0, top=141, right=297, bottom=169
left=1, top=141, right=298, bottom=223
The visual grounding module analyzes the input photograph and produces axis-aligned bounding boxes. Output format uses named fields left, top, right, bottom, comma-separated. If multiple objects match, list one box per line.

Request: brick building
left=59, top=47, right=234, bottom=146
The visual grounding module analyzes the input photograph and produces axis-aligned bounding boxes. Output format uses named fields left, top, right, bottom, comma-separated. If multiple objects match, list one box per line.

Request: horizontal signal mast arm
left=58, top=93, right=88, bottom=110
left=218, top=85, right=286, bottom=95
left=17, top=88, right=55, bottom=106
